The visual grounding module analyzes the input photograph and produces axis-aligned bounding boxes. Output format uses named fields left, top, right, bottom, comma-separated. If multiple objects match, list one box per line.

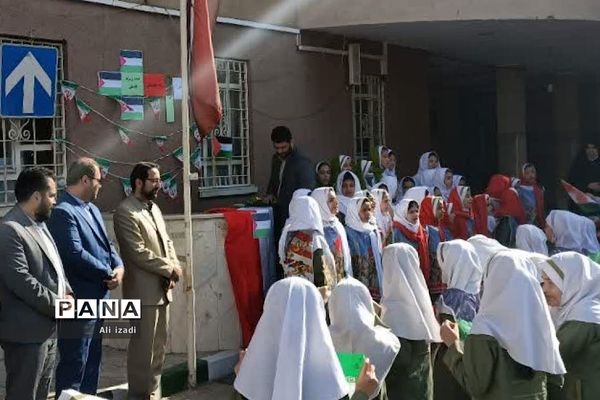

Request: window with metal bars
left=198, top=58, right=256, bottom=197
left=0, top=36, right=67, bottom=207
left=352, top=75, right=385, bottom=161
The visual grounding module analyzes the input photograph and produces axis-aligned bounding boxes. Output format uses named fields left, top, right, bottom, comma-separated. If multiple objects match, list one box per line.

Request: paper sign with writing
left=144, top=74, right=166, bottom=97
left=121, top=72, right=143, bottom=96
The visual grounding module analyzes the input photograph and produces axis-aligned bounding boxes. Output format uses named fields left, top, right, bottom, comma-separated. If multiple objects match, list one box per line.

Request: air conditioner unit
left=348, top=43, right=361, bottom=85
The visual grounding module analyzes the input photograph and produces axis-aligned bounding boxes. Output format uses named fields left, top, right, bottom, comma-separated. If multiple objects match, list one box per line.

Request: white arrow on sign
left=5, top=51, right=52, bottom=114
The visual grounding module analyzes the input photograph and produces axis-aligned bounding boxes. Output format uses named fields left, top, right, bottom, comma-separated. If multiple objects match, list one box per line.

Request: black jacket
left=267, top=147, right=314, bottom=221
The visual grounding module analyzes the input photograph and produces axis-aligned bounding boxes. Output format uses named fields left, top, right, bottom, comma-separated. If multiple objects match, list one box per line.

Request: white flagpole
left=179, top=0, right=197, bottom=388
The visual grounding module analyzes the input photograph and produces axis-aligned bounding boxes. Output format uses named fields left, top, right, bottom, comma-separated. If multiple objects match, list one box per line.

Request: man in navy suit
left=47, top=158, right=124, bottom=397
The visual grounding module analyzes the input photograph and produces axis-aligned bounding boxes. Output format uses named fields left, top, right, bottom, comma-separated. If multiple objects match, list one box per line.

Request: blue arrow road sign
left=0, top=44, right=58, bottom=118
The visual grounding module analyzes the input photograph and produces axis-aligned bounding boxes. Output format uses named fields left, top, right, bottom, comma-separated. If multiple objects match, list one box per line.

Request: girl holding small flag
left=329, top=277, right=401, bottom=400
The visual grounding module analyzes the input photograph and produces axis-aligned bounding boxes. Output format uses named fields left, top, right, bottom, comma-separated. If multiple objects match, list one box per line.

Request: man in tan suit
left=113, top=162, right=183, bottom=400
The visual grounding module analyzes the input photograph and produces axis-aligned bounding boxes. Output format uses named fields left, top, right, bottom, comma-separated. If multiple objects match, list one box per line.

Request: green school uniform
left=444, top=334, right=548, bottom=400
left=385, top=337, right=433, bottom=400
left=549, top=321, right=600, bottom=400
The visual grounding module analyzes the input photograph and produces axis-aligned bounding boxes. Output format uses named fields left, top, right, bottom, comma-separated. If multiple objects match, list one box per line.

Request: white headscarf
left=414, top=152, right=441, bottom=187
left=452, top=174, right=464, bottom=187
left=393, top=198, right=420, bottom=233
left=437, top=240, right=483, bottom=294
left=361, top=160, right=374, bottom=189
left=371, top=188, right=392, bottom=239
left=311, top=187, right=353, bottom=278
left=336, top=171, right=362, bottom=215
left=234, top=277, right=348, bottom=400
left=467, top=235, right=508, bottom=273
left=346, top=197, right=384, bottom=289
left=292, top=188, right=311, bottom=199
left=329, top=277, right=401, bottom=399
left=377, top=146, right=389, bottom=169
left=278, top=196, right=337, bottom=286
left=471, top=251, right=566, bottom=375
left=433, top=168, right=452, bottom=200
left=403, top=186, right=429, bottom=204
left=543, top=252, right=600, bottom=329
left=516, top=224, right=549, bottom=256
left=546, top=210, right=600, bottom=254
left=380, top=175, right=398, bottom=203
left=339, top=155, right=352, bottom=171
left=381, top=243, right=442, bottom=342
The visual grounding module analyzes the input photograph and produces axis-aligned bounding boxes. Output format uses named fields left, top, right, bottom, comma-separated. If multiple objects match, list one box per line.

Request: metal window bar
left=352, top=75, right=385, bottom=161
left=0, top=36, right=66, bottom=205
left=200, top=58, right=250, bottom=189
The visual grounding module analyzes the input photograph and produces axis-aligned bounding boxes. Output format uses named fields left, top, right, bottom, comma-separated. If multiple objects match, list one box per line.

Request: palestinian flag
left=120, top=50, right=143, bottom=73
left=251, top=208, right=271, bottom=239
left=76, top=98, right=92, bottom=122
left=561, top=179, right=600, bottom=216
left=98, top=71, right=122, bottom=96
left=211, top=135, right=233, bottom=158
left=121, top=97, right=144, bottom=121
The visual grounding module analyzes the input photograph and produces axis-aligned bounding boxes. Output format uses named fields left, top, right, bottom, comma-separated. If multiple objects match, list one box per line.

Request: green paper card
left=122, top=72, right=144, bottom=96
left=165, top=95, right=175, bottom=123
left=457, top=319, right=472, bottom=340
left=337, top=353, right=365, bottom=381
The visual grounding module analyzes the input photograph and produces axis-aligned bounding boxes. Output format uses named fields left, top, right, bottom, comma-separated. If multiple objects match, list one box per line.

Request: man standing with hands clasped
left=47, top=157, right=125, bottom=397
left=113, top=162, right=182, bottom=400
left=0, top=167, right=73, bottom=400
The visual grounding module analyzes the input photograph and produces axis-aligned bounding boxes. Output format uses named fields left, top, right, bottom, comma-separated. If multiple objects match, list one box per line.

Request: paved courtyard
left=0, top=346, right=235, bottom=400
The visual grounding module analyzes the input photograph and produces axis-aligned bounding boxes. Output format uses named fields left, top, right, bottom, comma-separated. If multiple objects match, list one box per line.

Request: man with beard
left=265, top=126, right=314, bottom=275
left=47, top=158, right=124, bottom=397
left=113, top=162, right=182, bottom=400
left=0, top=167, right=73, bottom=400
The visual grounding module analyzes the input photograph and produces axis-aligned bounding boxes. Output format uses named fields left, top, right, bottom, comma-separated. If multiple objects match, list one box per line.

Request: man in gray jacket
left=0, top=167, right=72, bottom=400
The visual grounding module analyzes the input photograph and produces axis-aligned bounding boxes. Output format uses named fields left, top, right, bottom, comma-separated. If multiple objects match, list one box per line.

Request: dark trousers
left=1, top=338, right=57, bottom=400
left=55, top=319, right=103, bottom=397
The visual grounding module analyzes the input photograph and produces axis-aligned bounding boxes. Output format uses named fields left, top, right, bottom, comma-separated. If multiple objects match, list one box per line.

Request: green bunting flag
left=118, top=127, right=132, bottom=145
left=172, top=147, right=184, bottom=162
left=120, top=177, right=132, bottom=196
left=61, top=80, right=78, bottom=101
left=191, top=147, right=202, bottom=172
left=153, top=136, right=168, bottom=153
left=95, top=158, right=110, bottom=178
left=76, top=98, right=92, bottom=122
left=161, top=172, right=177, bottom=199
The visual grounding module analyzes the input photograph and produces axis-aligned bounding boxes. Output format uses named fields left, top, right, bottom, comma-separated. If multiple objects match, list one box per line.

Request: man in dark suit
left=47, top=158, right=124, bottom=397
left=0, top=167, right=73, bottom=400
left=265, top=126, right=314, bottom=275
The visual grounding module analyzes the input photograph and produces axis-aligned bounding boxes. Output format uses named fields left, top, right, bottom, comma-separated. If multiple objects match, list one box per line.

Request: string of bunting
left=57, top=139, right=201, bottom=199
left=61, top=80, right=205, bottom=144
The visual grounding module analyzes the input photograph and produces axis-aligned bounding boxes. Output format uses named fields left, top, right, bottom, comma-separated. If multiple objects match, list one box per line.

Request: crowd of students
left=232, top=146, right=600, bottom=400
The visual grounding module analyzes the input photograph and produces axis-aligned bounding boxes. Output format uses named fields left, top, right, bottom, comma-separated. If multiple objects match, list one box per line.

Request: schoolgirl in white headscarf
left=278, top=195, right=338, bottom=288
left=546, top=210, right=600, bottom=255
left=235, top=277, right=353, bottom=400
left=329, top=277, right=401, bottom=400
left=540, top=252, right=600, bottom=400
left=336, top=170, right=363, bottom=218
left=439, top=251, right=565, bottom=400
left=311, top=187, right=353, bottom=280
left=381, top=243, right=441, bottom=400
left=371, top=188, right=393, bottom=246
left=345, top=197, right=384, bottom=301
left=516, top=224, right=549, bottom=256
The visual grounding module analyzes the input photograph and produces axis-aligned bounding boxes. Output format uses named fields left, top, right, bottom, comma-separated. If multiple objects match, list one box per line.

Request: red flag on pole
left=191, top=0, right=222, bottom=136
